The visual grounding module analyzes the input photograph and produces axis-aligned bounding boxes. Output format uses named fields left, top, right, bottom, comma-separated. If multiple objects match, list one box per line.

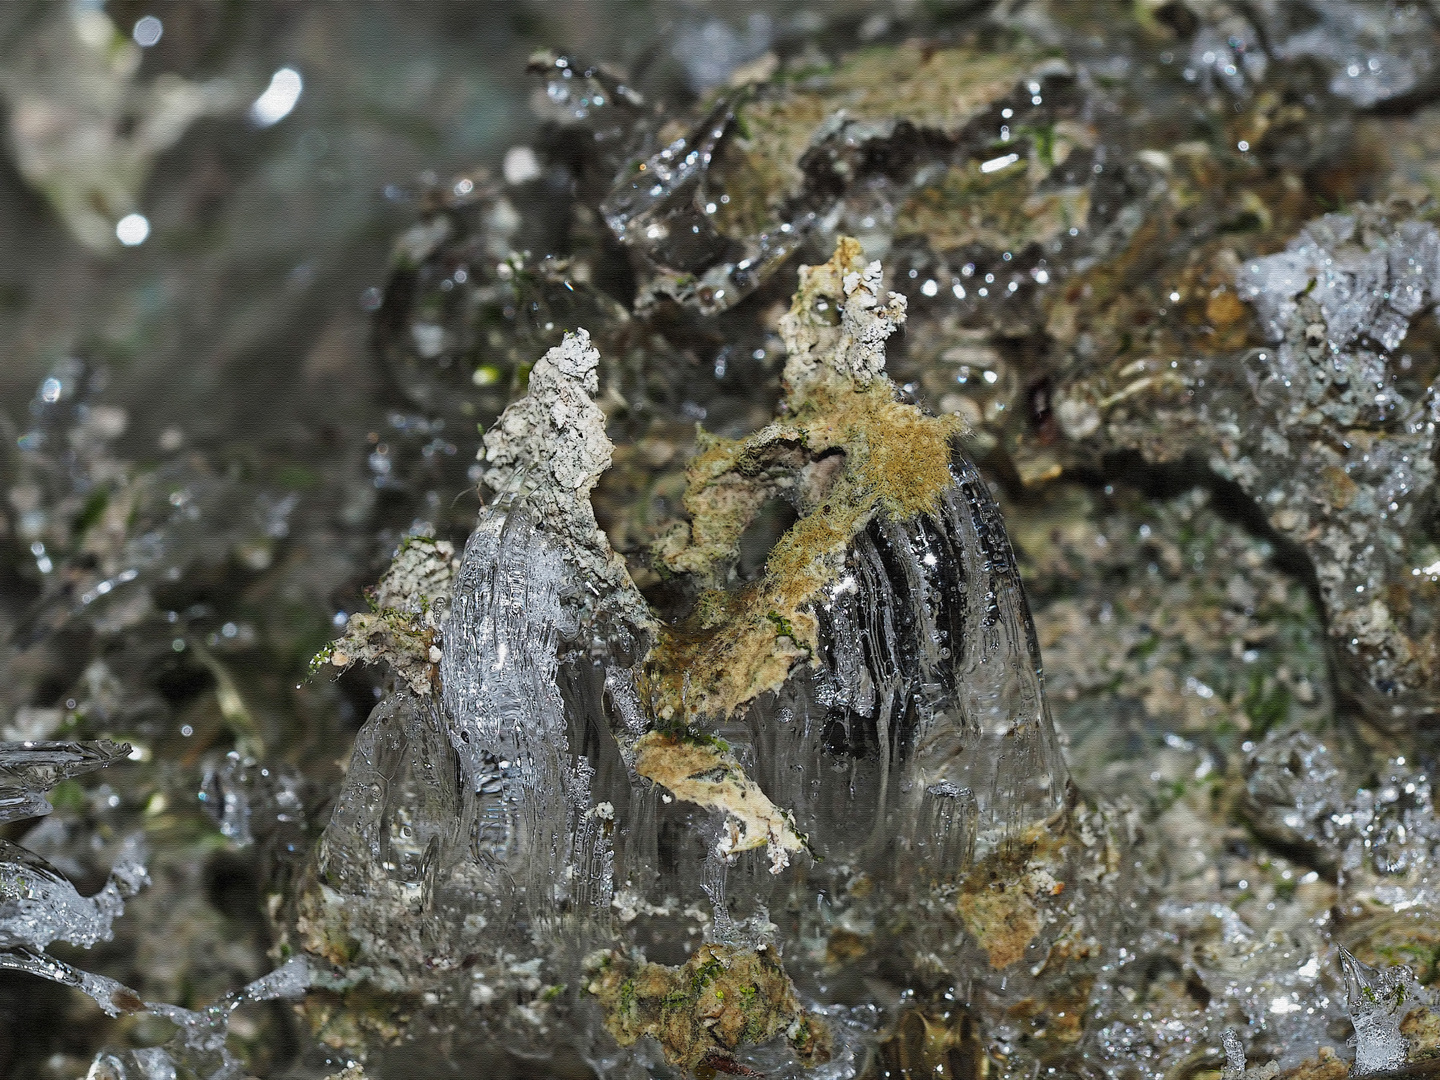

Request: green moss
left=1243, top=671, right=1290, bottom=737
left=73, top=488, right=110, bottom=536
left=48, top=779, right=86, bottom=812
left=587, top=944, right=831, bottom=1072
left=691, top=956, right=725, bottom=996
left=306, top=643, right=336, bottom=679
left=765, top=611, right=811, bottom=657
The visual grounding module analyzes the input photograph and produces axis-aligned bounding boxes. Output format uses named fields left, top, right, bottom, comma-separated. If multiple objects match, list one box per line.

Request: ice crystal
left=0, top=833, right=147, bottom=951
left=1228, top=204, right=1440, bottom=720
left=1341, top=949, right=1428, bottom=1075
left=84, top=957, right=311, bottom=1080
left=1264, top=1, right=1440, bottom=109
left=0, top=737, right=306, bottom=1079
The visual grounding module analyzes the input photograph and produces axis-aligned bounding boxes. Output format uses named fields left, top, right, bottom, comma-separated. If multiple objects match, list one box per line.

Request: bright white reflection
left=132, top=15, right=163, bottom=47
left=980, top=152, right=1020, bottom=174
left=251, top=67, right=303, bottom=127
left=116, top=213, right=150, bottom=246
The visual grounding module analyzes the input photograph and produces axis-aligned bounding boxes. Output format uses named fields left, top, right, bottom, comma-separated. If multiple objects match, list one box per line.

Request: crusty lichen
left=647, top=237, right=964, bottom=723
left=479, top=327, right=651, bottom=632
left=586, top=942, right=831, bottom=1073
left=633, top=731, right=807, bottom=872
left=955, top=814, right=1088, bottom=971
left=320, top=535, right=458, bottom=696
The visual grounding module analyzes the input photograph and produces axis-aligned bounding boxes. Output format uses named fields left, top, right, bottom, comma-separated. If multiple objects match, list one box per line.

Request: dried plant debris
left=648, top=237, right=1067, bottom=843
left=648, top=237, right=957, bottom=722
left=631, top=732, right=807, bottom=871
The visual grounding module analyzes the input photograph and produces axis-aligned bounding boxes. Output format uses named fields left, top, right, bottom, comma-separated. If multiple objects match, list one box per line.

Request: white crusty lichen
left=479, top=328, right=650, bottom=631
left=322, top=535, right=458, bottom=696
left=779, top=236, right=908, bottom=393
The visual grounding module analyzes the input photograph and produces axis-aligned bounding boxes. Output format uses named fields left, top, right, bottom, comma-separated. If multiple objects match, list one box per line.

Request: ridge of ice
left=0, top=739, right=133, bottom=824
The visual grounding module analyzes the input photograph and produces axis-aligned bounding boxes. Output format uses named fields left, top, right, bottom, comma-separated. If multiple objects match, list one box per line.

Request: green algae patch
left=645, top=238, right=963, bottom=725
left=586, top=943, right=832, bottom=1073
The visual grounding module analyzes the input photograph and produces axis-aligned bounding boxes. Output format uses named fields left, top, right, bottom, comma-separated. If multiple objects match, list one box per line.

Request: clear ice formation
left=0, top=738, right=309, bottom=1079
left=436, top=245, right=1067, bottom=897
left=440, top=328, right=630, bottom=919
left=1186, top=1, right=1440, bottom=108
left=813, top=454, right=1067, bottom=847
left=0, top=832, right=147, bottom=951
left=1263, top=1, right=1440, bottom=108
left=1236, top=212, right=1440, bottom=359
left=0, top=740, right=148, bottom=954
left=1341, top=947, right=1428, bottom=1075
left=84, top=957, right=312, bottom=1080
left=0, top=738, right=132, bottom=823
left=308, top=241, right=1082, bottom=1075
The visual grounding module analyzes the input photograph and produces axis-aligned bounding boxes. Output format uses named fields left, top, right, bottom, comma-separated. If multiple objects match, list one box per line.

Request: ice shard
left=1341, top=948, right=1430, bottom=1075
left=0, top=735, right=307, bottom=1079
left=0, top=738, right=132, bottom=824
left=0, top=740, right=144, bottom=957
left=440, top=329, right=637, bottom=919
